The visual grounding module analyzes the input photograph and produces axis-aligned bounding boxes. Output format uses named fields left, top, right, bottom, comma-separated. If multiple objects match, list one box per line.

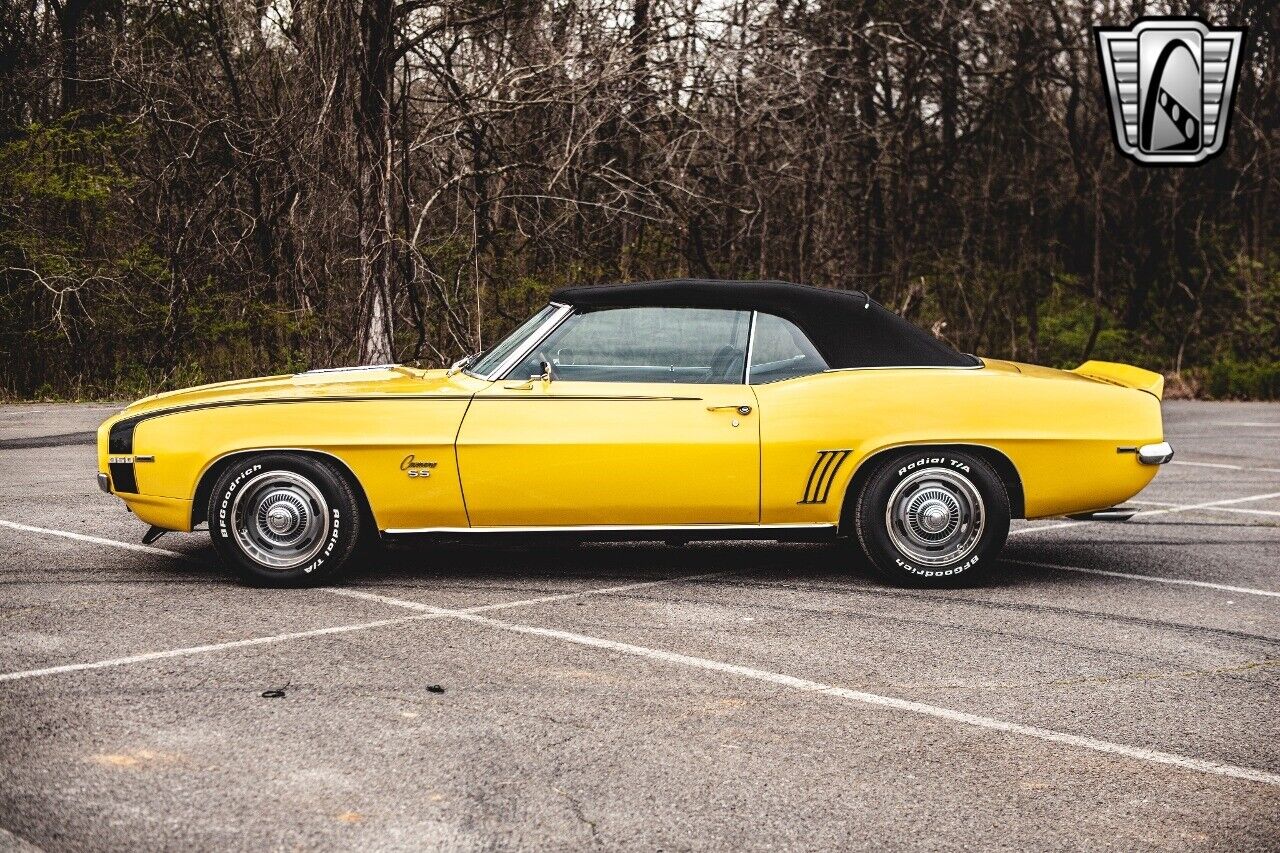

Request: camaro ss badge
left=400, top=454, right=437, bottom=478
left=1094, top=18, right=1245, bottom=165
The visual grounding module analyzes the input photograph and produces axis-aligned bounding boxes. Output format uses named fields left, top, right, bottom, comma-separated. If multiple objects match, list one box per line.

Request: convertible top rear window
left=748, top=313, right=829, bottom=383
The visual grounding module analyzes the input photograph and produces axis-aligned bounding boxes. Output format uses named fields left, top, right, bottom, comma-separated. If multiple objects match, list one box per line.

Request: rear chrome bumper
left=97, top=472, right=112, bottom=493
left=1137, top=441, right=1174, bottom=465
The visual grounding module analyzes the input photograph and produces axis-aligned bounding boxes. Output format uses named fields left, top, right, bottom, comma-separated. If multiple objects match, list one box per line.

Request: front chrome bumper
left=97, top=472, right=112, bottom=493
left=1137, top=441, right=1174, bottom=465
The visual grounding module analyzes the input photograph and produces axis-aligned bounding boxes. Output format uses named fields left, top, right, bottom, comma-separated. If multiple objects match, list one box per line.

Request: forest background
left=2, top=0, right=1277, bottom=400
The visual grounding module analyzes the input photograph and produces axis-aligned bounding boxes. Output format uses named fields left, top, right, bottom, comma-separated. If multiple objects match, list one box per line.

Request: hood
left=111, top=365, right=489, bottom=422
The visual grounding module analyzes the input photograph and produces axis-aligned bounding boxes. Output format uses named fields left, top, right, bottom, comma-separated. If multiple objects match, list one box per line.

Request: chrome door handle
left=707, top=404, right=752, bottom=415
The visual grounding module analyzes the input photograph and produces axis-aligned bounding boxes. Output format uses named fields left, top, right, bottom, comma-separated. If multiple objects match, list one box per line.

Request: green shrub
left=1194, top=360, right=1280, bottom=400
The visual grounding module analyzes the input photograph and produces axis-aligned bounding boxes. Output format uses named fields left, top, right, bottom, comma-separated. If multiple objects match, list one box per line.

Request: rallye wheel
left=207, top=453, right=361, bottom=586
left=851, top=449, right=1009, bottom=586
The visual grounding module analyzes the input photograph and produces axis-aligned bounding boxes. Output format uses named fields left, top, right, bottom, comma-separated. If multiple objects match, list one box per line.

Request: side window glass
left=507, top=307, right=751, bottom=384
left=749, top=313, right=829, bottom=383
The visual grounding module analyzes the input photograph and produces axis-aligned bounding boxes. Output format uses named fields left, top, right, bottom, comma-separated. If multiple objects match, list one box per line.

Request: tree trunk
left=356, top=0, right=396, bottom=364
left=51, top=0, right=90, bottom=114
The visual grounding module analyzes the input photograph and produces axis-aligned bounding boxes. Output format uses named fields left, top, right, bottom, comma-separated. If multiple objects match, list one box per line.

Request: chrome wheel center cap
left=266, top=506, right=295, bottom=534
left=919, top=502, right=951, bottom=533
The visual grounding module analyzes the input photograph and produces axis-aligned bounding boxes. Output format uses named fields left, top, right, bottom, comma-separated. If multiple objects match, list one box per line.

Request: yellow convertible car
left=97, top=279, right=1171, bottom=586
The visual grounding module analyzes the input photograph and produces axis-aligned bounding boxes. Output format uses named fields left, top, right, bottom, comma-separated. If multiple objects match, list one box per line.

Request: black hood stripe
left=107, top=394, right=476, bottom=453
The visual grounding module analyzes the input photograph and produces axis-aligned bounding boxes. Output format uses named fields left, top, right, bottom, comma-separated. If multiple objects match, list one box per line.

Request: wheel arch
left=191, top=448, right=375, bottom=531
left=837, top=442, right=1025, bottom=535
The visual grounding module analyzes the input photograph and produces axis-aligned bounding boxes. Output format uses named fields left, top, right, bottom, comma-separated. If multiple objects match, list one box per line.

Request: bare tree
left=1, top=0, right=1277, bottom=398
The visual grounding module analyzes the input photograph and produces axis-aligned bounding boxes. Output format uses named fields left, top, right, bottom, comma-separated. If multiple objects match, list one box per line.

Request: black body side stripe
left=107, top=394, right=477, bottom=453
left=105, top=393, right=708, bottom=453
left=798, top=449, right=852, bottom=504
left=474, top=396, right=703, bottom=402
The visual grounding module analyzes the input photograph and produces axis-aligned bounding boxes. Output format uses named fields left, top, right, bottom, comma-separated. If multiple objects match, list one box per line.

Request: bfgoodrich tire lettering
left=851, top=449, right=1010, bottom=586
left=207, top=453, right=361, bottom=586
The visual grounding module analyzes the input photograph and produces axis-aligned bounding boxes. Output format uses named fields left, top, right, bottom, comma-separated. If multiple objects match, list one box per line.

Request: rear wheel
left=850, top=449, right=1009, bottom=586
left=207, top=453, right=361, bottom=586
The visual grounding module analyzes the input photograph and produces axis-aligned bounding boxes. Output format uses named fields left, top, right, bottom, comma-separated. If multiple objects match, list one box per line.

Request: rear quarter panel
left=754, top=365, right=1164, bottom=523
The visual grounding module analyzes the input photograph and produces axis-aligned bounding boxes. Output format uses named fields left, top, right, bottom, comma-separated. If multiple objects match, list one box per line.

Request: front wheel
left=849, top=449, right=1010, bottom=586
left=207, top=453, right=362, bottom=586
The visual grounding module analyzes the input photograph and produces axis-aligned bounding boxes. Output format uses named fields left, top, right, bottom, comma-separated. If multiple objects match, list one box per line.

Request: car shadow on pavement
left=113, top=536, right=868, bottom=590
left=120, top=531, right=1274, bottom=600
left=347, top=540, right=858, bottom=588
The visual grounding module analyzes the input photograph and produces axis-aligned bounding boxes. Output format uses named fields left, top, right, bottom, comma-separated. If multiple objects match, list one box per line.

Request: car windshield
left=468, top=304, right=559, bottom=377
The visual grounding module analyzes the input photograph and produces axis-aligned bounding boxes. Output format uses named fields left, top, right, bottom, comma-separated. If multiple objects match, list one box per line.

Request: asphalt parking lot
left=1, top=401, right=1277, bottom=851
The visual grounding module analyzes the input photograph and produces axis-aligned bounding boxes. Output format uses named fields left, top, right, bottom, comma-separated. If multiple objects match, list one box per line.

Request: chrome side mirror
left=504, top=357, right=553, bottom=391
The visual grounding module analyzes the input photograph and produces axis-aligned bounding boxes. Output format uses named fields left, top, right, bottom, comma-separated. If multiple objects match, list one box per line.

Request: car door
left=455, top=306, right=759, bottom=527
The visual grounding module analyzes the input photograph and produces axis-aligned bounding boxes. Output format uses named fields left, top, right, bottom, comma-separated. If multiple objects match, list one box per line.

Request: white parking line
left=1172, top=459, right=1280, bottom=474
left=1009, top=490, right=1280, bottom=537
left=326, top=572, right=727, bottom=615
left=0, top=615, right=430, bottom=683
left=1170, top=434, right=1280, bottom=439
left=0, top=572, right=718, bottom=682
left=0, top=520, right=726, bottom=601
left=4, top=519, right=1278, bottom=785
left=1118, top=491, right=1280, bottom=517
left=1008, top=519, right=1086, bottom=536
left=0, top=520, right=204, bottom=564
left=1006, top=558, right=1280, bottom=599
left=464, top=613, right=1280, bottom=785
left=0, top=518, right=722, bottom=683
left=234, top=584, right=1280, bottom=784
left=1130, top=499, right=1280, bottom=519
left=330, top=591, right=1280, bottom=786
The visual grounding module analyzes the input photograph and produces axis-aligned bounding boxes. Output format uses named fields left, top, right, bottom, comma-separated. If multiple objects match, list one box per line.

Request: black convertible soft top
left=550, top=279, right=977, bottom=370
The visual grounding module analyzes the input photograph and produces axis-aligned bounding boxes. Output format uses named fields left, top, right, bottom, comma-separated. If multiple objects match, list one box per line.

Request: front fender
left=99, top=398, right=473, bottom=531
